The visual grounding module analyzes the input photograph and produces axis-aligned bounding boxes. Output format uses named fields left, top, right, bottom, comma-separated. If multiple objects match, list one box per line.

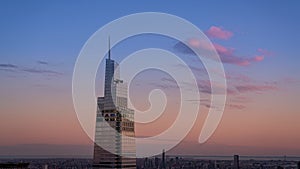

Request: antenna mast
left=108, top=36, right=111, bottom=60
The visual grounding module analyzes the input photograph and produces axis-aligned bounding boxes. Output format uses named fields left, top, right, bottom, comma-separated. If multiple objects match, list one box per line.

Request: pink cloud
left=213, top=43, right=234, bottom=56
left=205, top=26, right=233, bottom=40
left=188, top=38, right=214, bottom=51
left=188, top=38, right=202, bottom=48
left=186, top=39, right=264, bottom=66
left=238, top=60, right=251, bottom=66
left=212, top=43, right=261, bottom=66
left=175, top=39, right=266, bottom=66
left=253, top=55, right=264, bottom=62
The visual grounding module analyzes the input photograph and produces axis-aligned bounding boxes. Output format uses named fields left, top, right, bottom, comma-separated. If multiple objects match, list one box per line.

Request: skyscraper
left=233, top=155, right=239, bottom=169
left=93, top=38, right=136, bottom=169
left=161, top=149, right=166, bottom=169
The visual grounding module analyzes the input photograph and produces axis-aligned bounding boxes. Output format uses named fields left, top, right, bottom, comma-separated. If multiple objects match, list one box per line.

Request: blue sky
left=1, top=1, right=299, bottom=80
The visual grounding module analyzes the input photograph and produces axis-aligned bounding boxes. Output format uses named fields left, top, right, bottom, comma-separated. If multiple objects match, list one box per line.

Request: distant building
left=0, top=163, right=29, bottom=169
left=234, top=155, right=239, bottom=169
left=154, top=157, right=160, bottom=168
left=93, top=38, right=136, bottom=168
left=161, top=149, right=166, bottom=169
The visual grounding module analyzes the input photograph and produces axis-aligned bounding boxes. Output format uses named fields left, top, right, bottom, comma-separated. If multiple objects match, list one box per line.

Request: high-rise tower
left=234, top=155, right=239, bottom=169
left=93, top=38, right=136, bottom=169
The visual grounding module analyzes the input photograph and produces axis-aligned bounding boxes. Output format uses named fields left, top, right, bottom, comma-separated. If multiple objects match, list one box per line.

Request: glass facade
left=93, top=54, right=136, bottom=168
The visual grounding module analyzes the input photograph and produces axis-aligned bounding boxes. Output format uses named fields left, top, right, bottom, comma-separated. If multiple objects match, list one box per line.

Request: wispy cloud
left=257, top=48, right=274, bottom=57
left=161, top=77, right=176, bottom=83
left=142, top=25, right=276, bottom=111
left=235, top=84, right=277, bottom=93
left=21, top=68, right=62, bottom=75
left=205, top=26, right=233, bottom=40
left=0, top=61, right=62, bottom=76
left=174, top=25, right=273, bottom=67
left=37, top=60, right=49, bottom=65
left=213, top=43, right=255, bottom=66
left=160, top=76, right=234, bottom=96
left=174, top=40, right=267, bottom=66
left=148, top=82, right=178, bottom=90
left=160, top=69, right=278, bottom=110
left=227, top=104, right=246, bottom=110
left=0, top=63, right=18, bottom=68
left=226, top=73, right=252, bottom=83
left=253, top=55, right=264, bottom=62
left=149, top=75, right=277, bottom=110
left=209, top=42, right=267, bottom=66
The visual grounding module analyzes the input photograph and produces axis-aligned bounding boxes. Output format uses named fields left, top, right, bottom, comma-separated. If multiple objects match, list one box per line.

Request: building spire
left=108, top=36, right=111, bottom=60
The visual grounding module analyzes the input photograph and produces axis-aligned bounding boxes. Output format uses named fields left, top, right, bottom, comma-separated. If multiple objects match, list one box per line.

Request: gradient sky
left=0, top=1, right=300, bottom=157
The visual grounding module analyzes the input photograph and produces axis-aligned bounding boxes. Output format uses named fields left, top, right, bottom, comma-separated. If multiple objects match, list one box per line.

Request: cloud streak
left=174, top=40, right=266, bottom=66
left=235, top=84, right=277, bottom=93
left=21, top=68, right=62, bottom=75
left=148, top=75, right=278, bottom=110
left=37, top=60, right=49, bottom=65
left=0, top=62, right=62, bottom=76
left=0, top=63, right=18, bottom=68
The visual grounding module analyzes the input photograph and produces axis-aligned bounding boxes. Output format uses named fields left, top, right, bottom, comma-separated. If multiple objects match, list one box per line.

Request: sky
left=0, top=1, right=300, bottom=157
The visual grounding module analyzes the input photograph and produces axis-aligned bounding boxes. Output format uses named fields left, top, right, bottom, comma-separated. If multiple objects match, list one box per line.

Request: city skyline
left=0, top=1, right=300, bottom=157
